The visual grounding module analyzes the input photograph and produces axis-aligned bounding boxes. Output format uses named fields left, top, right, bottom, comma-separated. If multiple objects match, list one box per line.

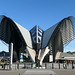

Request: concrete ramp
left=23, top=69, right=57, bottom=75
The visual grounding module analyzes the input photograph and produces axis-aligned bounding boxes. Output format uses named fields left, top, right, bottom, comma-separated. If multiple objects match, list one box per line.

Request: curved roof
left=0, top=15, right=75, bottom=50
left=0, top=15, right=33, bottom=50
left=42, top=23, right=59, bottom=48
left=14, top=21, right=32, bottom=48
left=42, top=16, right=75, bottom=48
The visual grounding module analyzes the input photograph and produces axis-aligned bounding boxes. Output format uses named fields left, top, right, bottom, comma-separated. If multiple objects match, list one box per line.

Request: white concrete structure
left=9, top=43, right=13, bottom=70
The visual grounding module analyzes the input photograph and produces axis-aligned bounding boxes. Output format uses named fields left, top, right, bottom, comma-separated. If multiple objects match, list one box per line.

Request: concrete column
left=9, top=43, right=13, bottom=70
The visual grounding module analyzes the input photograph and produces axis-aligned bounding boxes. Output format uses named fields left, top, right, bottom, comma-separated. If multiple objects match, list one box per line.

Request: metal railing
left=0, top=62, right=75, bottom=70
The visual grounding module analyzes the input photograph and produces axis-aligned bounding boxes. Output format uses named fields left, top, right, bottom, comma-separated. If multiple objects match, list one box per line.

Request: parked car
left=0, top=58, right=9, bottom=68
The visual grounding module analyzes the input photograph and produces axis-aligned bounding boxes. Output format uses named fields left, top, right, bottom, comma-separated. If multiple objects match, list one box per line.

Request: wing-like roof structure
left=39, top=16, right=75, bottom=64
left=0, top=15, right=33, bottom=49
left=42, top=23, right=59, bottom=48
left=42, top=16, right=75, bottom=48
left=0, top=15, right=36, bottom=63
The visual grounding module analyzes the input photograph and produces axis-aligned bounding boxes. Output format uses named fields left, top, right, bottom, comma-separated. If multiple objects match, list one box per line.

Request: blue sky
left=0, top=0, right=75, bottom=52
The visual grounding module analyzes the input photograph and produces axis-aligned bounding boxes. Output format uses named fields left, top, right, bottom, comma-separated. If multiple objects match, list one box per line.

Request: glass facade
left=30, top=25, right=43, bottom=50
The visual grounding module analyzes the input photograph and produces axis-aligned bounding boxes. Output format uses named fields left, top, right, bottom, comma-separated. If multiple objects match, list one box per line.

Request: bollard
left=52, top=63, right=54, bottom=69
left=15, top=63, right=16, bottom=70
left=7, top=64, right=8, bottom=70
left=45, top=63, right=47, bottom=69
left=17, top=63, right=19, bottom=69
left=63, top=63, right=64, bottom=69
left=59, top=63, right=60, bottom=69
left=31, top=64, right=33, bottom=69
left=65, top=64, right=67, bottom=69
left=72, top=61, right=74, bottom=69
left=3, top=64, right=5, bottom=70
left=24, top=63, right=26, bottom=68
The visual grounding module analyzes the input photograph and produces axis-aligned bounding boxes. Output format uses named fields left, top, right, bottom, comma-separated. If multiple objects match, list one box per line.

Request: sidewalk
left=52, top=69, right=75, bottom=75
left=0, top=69, right=26, bottom=75
left=0, top=69, right=75, bottom=75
